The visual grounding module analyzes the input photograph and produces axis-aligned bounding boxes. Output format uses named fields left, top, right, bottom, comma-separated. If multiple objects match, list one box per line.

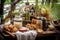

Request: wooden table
left=3, top=30, right=59, bottom=40
left=36, top=31, right=59, bottom=40
left=37, top=31, right=57, bottom=37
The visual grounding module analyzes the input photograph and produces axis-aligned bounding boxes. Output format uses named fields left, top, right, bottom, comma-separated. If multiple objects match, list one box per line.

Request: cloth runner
left=14, top=30, right=37, bottom=40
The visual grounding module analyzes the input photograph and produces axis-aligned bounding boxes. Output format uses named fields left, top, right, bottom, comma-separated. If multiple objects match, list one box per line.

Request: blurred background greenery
left=51, top=4, right=60, bottom=19
left=4, top=0, right=60, bottom=19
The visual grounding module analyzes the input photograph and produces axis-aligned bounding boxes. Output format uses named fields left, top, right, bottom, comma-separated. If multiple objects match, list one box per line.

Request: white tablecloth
left=14, top=30, right=37, bottom=40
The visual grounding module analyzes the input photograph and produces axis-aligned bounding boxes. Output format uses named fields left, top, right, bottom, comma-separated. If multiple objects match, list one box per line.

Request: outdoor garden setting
left=0, top=0, right=60, bottom=40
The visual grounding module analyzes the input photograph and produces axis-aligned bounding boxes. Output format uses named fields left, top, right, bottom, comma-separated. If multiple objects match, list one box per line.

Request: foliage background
left=4, top=0, right=60, bottom=19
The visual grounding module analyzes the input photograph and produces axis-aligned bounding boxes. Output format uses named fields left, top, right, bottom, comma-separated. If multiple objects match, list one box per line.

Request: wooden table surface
left=37, top=31, right=57, bottom=37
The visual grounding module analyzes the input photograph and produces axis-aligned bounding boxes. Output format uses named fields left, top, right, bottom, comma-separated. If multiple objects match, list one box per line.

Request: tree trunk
left=3, top=0, right=21, bottom=23
left=42, top=0, right=44, bottom=5
left=46, top=0, right=51, bottom=5
left=0, top=0, right=6, bottom=24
